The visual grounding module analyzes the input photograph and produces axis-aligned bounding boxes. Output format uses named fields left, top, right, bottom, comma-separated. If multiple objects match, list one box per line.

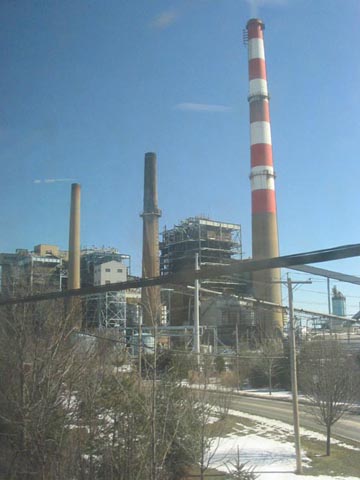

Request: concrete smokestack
left=141, top=152, right=161, bottom=325
left=68, top=183, right=81, bottom=290
left=246, top=19, right=283, bottom=336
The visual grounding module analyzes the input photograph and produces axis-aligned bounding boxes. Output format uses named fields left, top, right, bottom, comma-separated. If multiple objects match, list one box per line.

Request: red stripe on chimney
left=250, top=100, right=270, bottom=123
left=247, top=22, right=264, bottom=40
left=252, top=189, right=277, bottom=214
left=249, top=58, right=267, bottom=81
left=251, top=144, right=273, bottom=168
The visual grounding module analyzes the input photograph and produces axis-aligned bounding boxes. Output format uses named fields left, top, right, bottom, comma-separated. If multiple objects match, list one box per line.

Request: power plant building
left=332, top=286, right=346, bottom=317
left=159, top=217, right=251, bottom=329
left=160, top=217, right=242, bottom=276
left=0, top=244, right=131, bottom=331
left=0, top=245, right=67, bottom=297
left=81, top=247, right=130, bottom=329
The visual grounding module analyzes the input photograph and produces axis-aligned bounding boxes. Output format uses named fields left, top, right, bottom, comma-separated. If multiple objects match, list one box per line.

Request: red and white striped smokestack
left=247, top=18, right=283, bottom=335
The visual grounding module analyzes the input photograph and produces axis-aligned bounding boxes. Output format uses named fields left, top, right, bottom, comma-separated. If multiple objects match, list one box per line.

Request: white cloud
left=33, top=178, right=75, bottom=184
left=175, top=102, right=232, bottom=113
left=150, top=10, right=179, bottom=29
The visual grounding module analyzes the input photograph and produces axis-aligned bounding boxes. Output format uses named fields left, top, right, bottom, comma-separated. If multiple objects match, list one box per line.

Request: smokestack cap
left=246, top=18, right=265, bottom=30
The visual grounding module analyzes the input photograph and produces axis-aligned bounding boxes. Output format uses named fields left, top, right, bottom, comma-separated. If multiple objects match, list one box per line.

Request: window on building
left=105, top=280, right=111, bottom=285
left=117, top=268, right=123, bottom=273
left=105, top=268, right=111, bottom=272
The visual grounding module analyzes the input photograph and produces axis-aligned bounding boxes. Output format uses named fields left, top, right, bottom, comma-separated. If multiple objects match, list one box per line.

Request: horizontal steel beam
left=290, top=264, right=360, bottom=285
left=1, top=243, right=360, bottom=307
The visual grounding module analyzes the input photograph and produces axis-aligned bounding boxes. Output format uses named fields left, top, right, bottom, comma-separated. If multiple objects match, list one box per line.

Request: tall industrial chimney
left=246, top=19, right=283, bottom=336
left=141, top=152, right=161, bottom=325
left=68, top=183, right=81, bottom=290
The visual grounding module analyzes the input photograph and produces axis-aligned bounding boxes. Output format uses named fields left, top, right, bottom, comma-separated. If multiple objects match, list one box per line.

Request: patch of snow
left=207, top=415, right=219, bottom=424
left=208, top=432, right=360, bottom=480
left=226, top=409, right=360, bottom=452
left=208, top=433, right=308, bottom=476
left=239, top=388, right=295, bottom=400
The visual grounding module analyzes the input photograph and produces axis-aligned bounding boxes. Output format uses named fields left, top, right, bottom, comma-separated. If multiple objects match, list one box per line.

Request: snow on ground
left=238, top=387, right=294, bottom=400
left=184, top=381, right=306, bottom=401
left=205, top=408, right=360, bottom=479
left=207, top=415, right=220, bottom=424
left=207, top=432, right=360, bottom=480
left=226, top=408, right=360, bottom=452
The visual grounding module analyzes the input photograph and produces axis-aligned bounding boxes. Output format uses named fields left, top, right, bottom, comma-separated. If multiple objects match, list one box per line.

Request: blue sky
left=1, top=0, right=360, bottom=312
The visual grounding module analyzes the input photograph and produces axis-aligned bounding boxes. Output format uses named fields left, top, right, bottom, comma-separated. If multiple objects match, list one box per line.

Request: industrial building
left=80, top=247, right=130, bottom=329
left=0, top=243, right=133, bottom=331
left=332, top=286, right=346, bottom=317
left=159, top=217, right=251, bottom=333
left=160, top=217, right=242, bottom=274
left=199, top=294, right=256, bottom=347
left=160, top=216, right=248, bottom=293
left=0, top=18, right=287, bottom=343
left=0, top=244, right=67, bottom=297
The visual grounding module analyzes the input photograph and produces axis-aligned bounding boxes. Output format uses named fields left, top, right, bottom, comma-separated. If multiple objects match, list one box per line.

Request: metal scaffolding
left=84, top=291, right=126, bottom=329
left=81, top=247, right=129, bottom=330
left=160, top=217, right=242, bottom=275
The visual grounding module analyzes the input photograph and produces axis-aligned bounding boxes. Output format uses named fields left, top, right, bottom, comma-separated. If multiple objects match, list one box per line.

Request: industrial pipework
left=141, top=152, right=162, bottom=325
left=246, top=18, right=283, bottom=336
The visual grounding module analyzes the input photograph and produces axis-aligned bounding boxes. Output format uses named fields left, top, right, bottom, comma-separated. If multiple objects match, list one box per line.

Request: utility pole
left=193, top=253, right=200, bottom=367
left=213, top=327, right=218, bottom=355
left=151, top=322, right=157, bottom=480
left=235, top=322, right=240, bottom=389
left=138, top=307, right=143, bottom=387
left=287, top=275, right=311, bottom=475
left=327, top=277, right=331, bottom=315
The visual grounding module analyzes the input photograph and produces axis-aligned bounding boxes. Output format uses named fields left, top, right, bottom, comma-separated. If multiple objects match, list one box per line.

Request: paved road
left=210, top=392, right=360, bottom=444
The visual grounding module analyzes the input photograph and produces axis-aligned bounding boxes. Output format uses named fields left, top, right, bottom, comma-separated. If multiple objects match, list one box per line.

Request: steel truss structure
left=84, top=291, right=126, bottom=329
left=160, top=217, right=242, bottom=275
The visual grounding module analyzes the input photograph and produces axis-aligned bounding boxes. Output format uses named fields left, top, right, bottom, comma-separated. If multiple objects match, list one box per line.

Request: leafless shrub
left=299, top=339, right=359, bottom=456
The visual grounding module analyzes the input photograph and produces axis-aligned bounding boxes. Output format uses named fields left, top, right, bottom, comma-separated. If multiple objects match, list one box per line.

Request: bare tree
left=0, top=290, right=220, bottom=480
left=0, top=298, right=85, bottom=479
left=299, top=339, right=359, bottom=455
left=183, top=355, right=226, bottom=480
left=253, top=338, right=283, bottom=394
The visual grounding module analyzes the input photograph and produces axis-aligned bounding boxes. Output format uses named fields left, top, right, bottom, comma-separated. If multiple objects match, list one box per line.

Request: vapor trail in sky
left=33, top=178, right=75, bottom=184
left=175, top=103, right=232, bottom=113
left=150, top=9, right=180, bottom=29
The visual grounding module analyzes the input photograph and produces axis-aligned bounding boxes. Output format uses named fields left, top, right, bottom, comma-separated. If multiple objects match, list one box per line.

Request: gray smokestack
left=68, top=183, right=81, bottom=290
left=141, top=152, right=161, bottom=325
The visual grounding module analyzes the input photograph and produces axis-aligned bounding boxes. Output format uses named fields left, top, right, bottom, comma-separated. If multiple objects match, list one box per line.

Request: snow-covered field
left=207, top=408, right=360, bottom=480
